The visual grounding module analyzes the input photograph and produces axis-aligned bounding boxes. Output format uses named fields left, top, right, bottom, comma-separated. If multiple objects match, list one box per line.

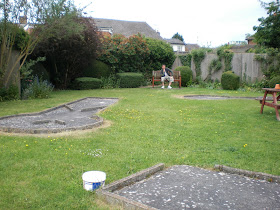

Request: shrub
left=221, top=71, right=240, bottom=90
left=101, top=74, right=120, bottom=89
left=72, top=77, right=101, bottom=90
left=83, top=60, right=111, bottom=79
left=99, top=34, right=150, bottom=73
left=22, top=76, right=54, bottom=99
left=116, top=73, right=144, bottom=88
left=0, top=85, right=20, bottom=101
left=268, top=76, right=280, bottom=88
left=175, top=66, right=193, bottom=87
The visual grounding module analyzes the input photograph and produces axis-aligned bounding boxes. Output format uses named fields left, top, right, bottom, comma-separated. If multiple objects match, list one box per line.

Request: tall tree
left=0, top=0, right=81, bottom=88
left=253, top=0, right=280, bottom=48
left=32, top=16, right=101, bottom=89
left=172, top=32, right=184, bottom=42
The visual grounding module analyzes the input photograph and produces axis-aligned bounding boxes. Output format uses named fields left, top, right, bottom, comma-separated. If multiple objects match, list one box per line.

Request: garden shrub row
left=82, top=60, right=111, bottom=79
left=72, top=72, right=144, bottom=90
left=117, top=73, right=144, bottom=88
left=72, top=77, right=102, bottom=90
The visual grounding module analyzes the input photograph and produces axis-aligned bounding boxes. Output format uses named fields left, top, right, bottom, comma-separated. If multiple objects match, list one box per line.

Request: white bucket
left=82, top=171, right=106, bottom=191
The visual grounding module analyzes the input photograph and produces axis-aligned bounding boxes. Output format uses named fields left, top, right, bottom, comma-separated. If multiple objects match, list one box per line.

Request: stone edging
left=0, top=97, right=118, bottom=134
left=214, top=165, right=280, bottom=183
left=96, top=163, right=164, bottom=210
left=97, top=163, right=280, bottom=209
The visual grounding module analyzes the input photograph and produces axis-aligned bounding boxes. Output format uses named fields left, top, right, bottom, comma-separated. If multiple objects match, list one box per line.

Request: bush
left=22, top=76, right=54, bottom=99
left=116, top=73, right=144, bottom=88
left=221, top=71, right=240, bottom=90
left=83, top=60, right=111, bottom=79
left=99, top=34, right=150, bottom=73
left=0, top=85, right=20, bottom=101
left=101, top=74, right=120, bottom=89
left=72, top=77, right=101, bottom=90
left=268, top=76, right=280, bottom=88
left=175, top=66, right=193, bottom=87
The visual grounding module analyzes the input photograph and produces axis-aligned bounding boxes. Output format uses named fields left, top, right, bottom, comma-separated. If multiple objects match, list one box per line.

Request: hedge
left=82, top=60, right=111, bottom=79
left=221, top=71, right=240, bottom=90
left=268, top=76, right=280, bottom=88
left=116, top=73, right=144, bottom=88
left=175, top=66, right=193, bottom=87
left=72, top=77, right=101, bottom=90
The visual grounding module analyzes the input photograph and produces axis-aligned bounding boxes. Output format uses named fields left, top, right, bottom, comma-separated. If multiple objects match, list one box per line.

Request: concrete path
left=115, top=165, right=280, bottom=210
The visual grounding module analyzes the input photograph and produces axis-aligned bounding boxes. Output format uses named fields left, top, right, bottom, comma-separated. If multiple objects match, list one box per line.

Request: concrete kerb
left=96, top=163, right=165, bottom=210
left=214, top=165, right=280, bottom=183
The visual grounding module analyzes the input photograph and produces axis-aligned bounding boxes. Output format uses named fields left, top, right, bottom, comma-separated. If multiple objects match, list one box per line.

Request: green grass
left=0, top=87, right=279, bottom=209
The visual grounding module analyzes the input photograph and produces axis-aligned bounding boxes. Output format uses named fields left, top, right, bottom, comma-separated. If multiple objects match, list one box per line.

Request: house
left=94, top=18, right=163, bottom=40
left=185, top=44, right=200, bottom=52
left=246, top=36, right=257, bottom=45
left=18, top=16, right=34, bottom=34
left=165, top=38, right=186, bottom=52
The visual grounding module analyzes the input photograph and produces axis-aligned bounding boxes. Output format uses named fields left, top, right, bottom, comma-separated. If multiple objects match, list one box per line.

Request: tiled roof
left=94, top=18, right=163, bottom=40
left=165, top=38, right=185, bottom=45
left=185, top=44, right=200, bottom=51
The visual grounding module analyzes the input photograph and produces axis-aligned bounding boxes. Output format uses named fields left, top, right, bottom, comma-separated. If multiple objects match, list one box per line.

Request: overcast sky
left=75, top=0, right=269, bottom=47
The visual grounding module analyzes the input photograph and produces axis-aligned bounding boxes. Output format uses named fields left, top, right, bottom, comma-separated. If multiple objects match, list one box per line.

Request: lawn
left=0, top=87, right=279, bottom=209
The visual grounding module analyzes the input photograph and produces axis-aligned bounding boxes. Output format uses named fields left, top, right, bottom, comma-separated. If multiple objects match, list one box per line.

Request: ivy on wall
left=217, top=45, right=234, bottom=72
left=254, top=48, right=280, bottom=80
left=207, top=45, right=234, bottom=79
left=208, top=58, right=222, bottom=75
left=179, top=54, right=192, bottom=67
left=191, top=49, right=207, bottom=77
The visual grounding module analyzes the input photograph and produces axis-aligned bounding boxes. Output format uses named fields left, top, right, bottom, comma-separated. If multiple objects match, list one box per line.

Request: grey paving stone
left=115, top=165, right=280, bottom=210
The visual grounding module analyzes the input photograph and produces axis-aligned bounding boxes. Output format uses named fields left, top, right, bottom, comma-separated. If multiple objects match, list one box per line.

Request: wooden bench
left=152, top=70, right=181, bottom=88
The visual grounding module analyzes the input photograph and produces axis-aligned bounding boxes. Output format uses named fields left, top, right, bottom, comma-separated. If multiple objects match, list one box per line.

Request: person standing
left=160, top=64, right=174, bottom=89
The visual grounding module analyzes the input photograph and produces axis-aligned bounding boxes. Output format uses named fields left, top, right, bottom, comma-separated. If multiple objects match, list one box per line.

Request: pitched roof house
left=245, top=36, right=257, bottom=46
left=94, top=18, right=163, bottom=40
left=165, top=38, right=186, bottom=52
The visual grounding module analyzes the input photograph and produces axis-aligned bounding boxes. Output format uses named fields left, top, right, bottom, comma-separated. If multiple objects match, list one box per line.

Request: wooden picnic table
left=260, top=88, right=280, bottom=121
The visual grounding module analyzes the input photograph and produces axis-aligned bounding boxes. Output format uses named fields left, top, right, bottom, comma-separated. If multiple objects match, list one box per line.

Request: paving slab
left=115, top=165, right=280, bottom=210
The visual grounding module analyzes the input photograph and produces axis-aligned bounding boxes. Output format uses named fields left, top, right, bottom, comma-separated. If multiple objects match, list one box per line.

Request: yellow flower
left=26, top=144, right=29, bottom=147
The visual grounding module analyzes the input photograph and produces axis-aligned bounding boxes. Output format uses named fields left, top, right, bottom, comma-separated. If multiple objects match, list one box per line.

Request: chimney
left=19, top=16, right=27, bottom=24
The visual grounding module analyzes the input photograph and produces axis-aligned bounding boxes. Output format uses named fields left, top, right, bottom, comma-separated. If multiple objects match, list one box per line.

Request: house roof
left=185, top=44, right=200, bottom=51
left=245, top=36, right=254, bottom=41
left=165, top=38, right=185, bottom=45
left=94, top=18, right=163, bottom=40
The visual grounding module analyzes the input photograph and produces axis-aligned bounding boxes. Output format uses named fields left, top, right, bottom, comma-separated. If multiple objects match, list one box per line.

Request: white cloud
left=75, top=0, right=269, bottom=47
